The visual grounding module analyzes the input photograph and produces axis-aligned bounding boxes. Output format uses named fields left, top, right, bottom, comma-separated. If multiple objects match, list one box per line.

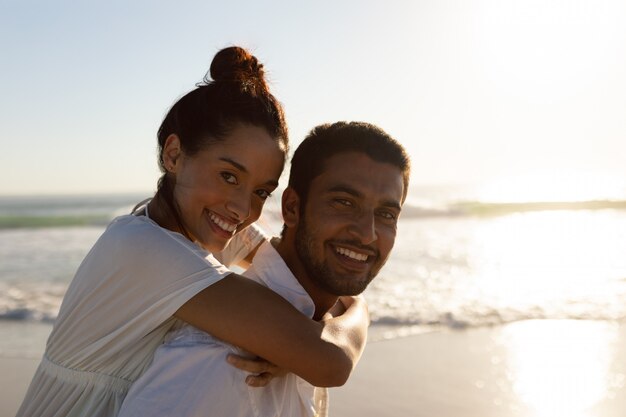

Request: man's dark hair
left=288, top=121, right=411, bottom=210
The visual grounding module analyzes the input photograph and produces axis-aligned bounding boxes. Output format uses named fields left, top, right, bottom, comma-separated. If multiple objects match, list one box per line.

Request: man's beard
left=294, top=215, right=384, bottom=296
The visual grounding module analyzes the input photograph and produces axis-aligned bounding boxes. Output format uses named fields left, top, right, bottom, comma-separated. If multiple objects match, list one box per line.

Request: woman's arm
left=174, top=273, right=369, bottom=387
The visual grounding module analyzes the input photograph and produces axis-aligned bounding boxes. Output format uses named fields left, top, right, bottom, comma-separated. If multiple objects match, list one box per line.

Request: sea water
left=2, top=188, right=626, bottom=357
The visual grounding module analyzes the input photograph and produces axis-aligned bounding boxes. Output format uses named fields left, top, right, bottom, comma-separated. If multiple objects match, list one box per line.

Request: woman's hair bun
left=209, top=46, right=266, bottom=89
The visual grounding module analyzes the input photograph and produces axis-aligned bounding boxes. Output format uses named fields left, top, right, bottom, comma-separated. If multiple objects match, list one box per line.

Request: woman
left=16, top=46, right=369, bottom=417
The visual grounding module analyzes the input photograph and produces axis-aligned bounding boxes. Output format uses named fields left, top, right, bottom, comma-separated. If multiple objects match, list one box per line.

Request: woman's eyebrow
left=219, top=157, right=248, bottom=173
left=220, top=157, right=279, bottom=187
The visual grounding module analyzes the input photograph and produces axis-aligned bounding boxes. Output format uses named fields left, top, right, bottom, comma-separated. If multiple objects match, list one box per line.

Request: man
left=118, top=121, right=410, bottom=417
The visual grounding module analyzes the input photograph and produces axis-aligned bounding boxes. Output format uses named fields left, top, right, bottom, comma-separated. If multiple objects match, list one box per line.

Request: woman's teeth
left=336, top=247, right=368, bottom=262
left=209, top=212, right=236, bottom=233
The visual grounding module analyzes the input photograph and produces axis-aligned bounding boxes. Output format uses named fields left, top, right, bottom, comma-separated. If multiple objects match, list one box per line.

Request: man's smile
left=335, top=246, right=369, bottom=262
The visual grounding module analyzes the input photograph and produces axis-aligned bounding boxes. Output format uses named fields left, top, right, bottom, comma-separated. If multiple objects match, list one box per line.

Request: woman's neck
left=147, top=194, right=180, bottom=233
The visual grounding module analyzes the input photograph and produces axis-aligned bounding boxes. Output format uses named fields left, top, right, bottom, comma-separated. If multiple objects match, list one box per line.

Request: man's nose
left=348, top=211, right=377, bottom=245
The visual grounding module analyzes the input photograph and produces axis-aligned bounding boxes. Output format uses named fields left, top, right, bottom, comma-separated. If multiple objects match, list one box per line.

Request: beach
left=4, top=319, right=626, bottom=417
left=1, top=356, right=40, bottom=417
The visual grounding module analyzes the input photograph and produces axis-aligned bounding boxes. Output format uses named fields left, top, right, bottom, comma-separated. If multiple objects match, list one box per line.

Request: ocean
left=2, top=187, right=626, bottom=357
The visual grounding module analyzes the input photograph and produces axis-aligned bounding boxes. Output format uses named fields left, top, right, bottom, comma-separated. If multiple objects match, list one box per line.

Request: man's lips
left=331, top=242, right=377, bottom=266
left=335, top=246, right=369, bottom=262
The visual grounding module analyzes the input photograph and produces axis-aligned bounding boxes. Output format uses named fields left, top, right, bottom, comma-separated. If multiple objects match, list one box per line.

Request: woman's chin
left=199, top=238, right=230, bottom=254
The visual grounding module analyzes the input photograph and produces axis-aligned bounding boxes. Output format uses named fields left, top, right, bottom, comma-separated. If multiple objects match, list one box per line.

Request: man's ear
left=162, top=134, right=182, bottom=173
left=282, top=187, right=301, bottom=228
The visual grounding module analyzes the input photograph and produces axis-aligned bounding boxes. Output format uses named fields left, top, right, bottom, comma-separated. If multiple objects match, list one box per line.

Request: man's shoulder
left=244, top=241, right=315, bottom=317
left=243, top=240, right=291, bottom=283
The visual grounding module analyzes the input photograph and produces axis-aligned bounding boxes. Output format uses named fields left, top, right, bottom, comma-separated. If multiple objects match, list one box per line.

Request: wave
left=0, top=307, right=57, bottom=323
left=400, top=199, right=626, bottom=218
left=5, top=303, right=626, bottom=330
left=0, top=214, right=114, bottom=229
left=368, top=310, right=626, bottom=340
left=0, top=193, right=147, bottom=229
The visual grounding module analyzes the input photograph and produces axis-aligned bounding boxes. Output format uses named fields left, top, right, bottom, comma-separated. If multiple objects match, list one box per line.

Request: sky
left=2, top=0, right=626, bottom=200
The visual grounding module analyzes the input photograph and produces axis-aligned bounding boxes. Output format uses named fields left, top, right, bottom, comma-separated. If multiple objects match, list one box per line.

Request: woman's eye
left=256, top=189, right=271, bottom=200
left=220, top=172, right=238, bottom=185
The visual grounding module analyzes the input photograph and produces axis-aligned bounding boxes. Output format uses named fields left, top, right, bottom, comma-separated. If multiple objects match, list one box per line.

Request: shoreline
left=4, top=320, right=626, bottom=417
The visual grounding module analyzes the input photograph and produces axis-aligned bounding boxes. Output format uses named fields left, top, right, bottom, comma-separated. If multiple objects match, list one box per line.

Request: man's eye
left=377, top=210, right=397, bottom=220
left=221, top=172, right=238, bottom=184
left=256, top=189, right=271, bottom=200
left=335, top=199, right=353, bottom=207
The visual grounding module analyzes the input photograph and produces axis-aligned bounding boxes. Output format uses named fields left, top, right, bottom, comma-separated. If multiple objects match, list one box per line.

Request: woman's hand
left=322, top=295, right=368, bottom=320
left=226, top=354, right=288, bottom=387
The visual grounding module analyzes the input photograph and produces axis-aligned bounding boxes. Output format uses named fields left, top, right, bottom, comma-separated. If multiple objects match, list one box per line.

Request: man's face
left=294, top=151, right=404, bottom=296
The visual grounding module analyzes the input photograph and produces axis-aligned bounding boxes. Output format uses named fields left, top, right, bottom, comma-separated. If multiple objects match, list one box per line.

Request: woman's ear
left=281, top=187, right=301, bottom=228
left=162, top=134, right=182, bottom=173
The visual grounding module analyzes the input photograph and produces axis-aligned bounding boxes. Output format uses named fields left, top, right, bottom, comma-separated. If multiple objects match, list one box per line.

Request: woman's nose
left=225, top=191, right=251, bottom=221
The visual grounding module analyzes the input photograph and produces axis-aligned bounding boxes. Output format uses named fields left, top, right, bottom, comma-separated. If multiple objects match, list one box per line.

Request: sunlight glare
left=477, top=171, right=625, bottom=203
left=500, top=320, right=617, bottom=417
left=466, top=210, right=626, bottom=321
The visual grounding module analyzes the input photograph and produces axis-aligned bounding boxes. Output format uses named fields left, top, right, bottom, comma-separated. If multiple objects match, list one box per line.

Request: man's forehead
left=313, top=152, right=404, bottom=203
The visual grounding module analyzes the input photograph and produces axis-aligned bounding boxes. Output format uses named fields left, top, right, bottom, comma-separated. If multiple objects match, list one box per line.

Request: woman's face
left=168, top=124, right=284, bottom=253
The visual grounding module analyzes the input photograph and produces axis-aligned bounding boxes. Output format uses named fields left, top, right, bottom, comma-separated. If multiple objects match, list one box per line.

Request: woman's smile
left=207, top=210, right=238, bottom=235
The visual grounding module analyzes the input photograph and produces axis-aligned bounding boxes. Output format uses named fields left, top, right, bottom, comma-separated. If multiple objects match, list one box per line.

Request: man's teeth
left=209, top=213, right=236, bottom=233
left=336, top=247, right=368, bottom=262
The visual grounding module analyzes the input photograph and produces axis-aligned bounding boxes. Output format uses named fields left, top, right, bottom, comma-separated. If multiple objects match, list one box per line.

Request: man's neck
left=274, top=239, right=339, bottom=321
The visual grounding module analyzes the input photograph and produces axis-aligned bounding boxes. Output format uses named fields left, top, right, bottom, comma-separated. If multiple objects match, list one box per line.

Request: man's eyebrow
left=381, top=199, right=402, bottom=211
left=327, top=185, right=362, bottom=197
left=219, top=157, right=248, bottom=173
